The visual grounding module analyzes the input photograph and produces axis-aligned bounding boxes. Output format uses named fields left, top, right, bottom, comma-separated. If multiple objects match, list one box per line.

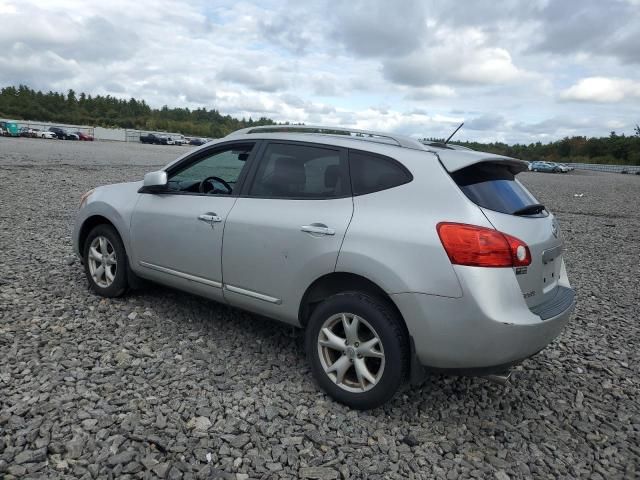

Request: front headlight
left=79, top=189, right=95, bottom=209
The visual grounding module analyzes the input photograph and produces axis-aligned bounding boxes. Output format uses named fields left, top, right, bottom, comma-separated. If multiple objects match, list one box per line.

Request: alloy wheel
left=87, top=236, right=117, bottom=288
left=317, top=313, right=385, bottom=393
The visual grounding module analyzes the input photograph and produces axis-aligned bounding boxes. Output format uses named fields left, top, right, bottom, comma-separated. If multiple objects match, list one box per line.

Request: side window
left=349, top=150, right=412, bottom=195
left=249, top=143, right=347, bottom=199
left=167, top=144, right=253, bottom=195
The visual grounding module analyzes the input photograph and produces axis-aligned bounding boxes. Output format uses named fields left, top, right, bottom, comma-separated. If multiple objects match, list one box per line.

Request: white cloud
left=383, top=27, right=530, bottom=87
left=0, top=0, right=638, bottom=142
left=332, top=0, right=428, bottom=57
left=560, top=77, right=640, bottom=103
left=405, top=85, right=457, bottom=100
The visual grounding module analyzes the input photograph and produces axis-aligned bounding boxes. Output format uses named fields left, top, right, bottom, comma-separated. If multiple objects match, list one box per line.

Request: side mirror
left=141, top=170, right=168, bottom=193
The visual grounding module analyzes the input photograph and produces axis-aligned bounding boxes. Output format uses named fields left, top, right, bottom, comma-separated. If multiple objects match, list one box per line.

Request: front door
left=222, top=141, right=353, bottom=323
left=130, top=142, right=256, bottom=301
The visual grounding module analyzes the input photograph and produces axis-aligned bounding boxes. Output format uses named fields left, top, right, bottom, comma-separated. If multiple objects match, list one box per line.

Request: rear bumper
left=392, top=267, right=575, bottom=370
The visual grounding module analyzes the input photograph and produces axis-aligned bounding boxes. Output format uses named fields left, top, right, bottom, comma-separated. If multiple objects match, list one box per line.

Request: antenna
left=444, top=122, right=464, bottom=144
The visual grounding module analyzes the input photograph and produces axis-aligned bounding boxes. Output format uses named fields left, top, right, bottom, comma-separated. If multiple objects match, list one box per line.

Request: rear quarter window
left=349, top=150, right=412, bottom=195
left=451, top=163, right=539, bottom=214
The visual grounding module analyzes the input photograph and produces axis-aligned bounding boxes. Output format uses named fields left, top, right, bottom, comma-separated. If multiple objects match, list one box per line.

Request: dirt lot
left=1, top=137, right=639, bottom=479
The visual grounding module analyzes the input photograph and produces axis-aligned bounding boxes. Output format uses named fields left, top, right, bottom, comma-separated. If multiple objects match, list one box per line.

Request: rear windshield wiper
left=512, top=203, right=546, bottom=216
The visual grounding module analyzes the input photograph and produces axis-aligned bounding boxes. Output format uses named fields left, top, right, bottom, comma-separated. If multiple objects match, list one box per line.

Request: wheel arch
left=298, top=272, right=407, bottom=333
left=299, top=271, right=425, bottom=385
left=78, top=215, right=121, bottom=254
left=78, top=214, right=144, bottom=289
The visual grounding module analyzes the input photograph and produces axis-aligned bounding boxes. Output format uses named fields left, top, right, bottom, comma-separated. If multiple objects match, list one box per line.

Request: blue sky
left=0, top=0, right=639, bottom=143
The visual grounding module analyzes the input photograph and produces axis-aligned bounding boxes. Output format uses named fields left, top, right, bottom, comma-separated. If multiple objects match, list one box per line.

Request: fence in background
left=569, top=163, right=640, bottom=174
left=1, top=119, right=185, bottom=143
left=1, top=118, right=94, bottom=136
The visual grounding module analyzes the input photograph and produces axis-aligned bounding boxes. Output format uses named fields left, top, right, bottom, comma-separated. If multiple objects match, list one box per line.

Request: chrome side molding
left=139, top=261, right=222, bottom=289
left=224, top=284, right=282, bottom=304
left=139, top=263, right=282, bottom=304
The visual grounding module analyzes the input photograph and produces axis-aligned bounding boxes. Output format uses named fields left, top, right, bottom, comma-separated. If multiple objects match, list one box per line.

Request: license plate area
left=541, top=245, right=563, bottom=294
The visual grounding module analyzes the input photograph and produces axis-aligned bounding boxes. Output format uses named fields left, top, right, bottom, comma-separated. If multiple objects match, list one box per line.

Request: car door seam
left=334, top=194, right=355, bottom=272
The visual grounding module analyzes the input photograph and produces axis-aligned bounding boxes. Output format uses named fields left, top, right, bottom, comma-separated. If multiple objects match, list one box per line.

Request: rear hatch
left=439, top=151, right=563, bottom=309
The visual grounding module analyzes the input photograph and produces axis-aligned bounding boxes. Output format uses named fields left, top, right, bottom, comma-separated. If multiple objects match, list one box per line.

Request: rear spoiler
left=429, top=149, right=528, bottom=174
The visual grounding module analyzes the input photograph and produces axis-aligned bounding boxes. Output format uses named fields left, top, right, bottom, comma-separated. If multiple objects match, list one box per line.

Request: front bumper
left=392, top=268, right=575, bottom=370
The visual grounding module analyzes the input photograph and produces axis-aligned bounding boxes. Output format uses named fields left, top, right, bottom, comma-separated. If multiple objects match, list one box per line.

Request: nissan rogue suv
left=73, top=125, right=575, bottom=409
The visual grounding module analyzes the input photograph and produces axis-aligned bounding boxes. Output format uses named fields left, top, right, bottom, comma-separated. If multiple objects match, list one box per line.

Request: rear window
left=451, top=163, right=539, bottom=215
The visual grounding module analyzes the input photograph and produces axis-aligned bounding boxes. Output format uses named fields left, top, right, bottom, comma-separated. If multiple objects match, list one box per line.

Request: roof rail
left=226, top=125, right=427, bottom=150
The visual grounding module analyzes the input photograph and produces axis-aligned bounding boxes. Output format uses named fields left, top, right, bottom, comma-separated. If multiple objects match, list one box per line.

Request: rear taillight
left=436, top=222, right=531, bottom=268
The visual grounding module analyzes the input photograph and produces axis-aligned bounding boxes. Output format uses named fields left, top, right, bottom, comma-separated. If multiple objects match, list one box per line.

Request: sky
left=0, top=0, right=639, bottom=144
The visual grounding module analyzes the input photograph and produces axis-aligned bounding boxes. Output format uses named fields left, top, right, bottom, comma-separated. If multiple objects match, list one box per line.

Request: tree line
left=432, top=126, right=640, bottom=166
left=1, top=85, right=638, bottom=164
left=0, top=85, right=275, bottom=138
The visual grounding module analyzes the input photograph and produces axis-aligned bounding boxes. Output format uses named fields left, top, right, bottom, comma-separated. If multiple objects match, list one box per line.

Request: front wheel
left=305, top=292, right=409, bottom=409
left=83, top=224, right=128, bottom=297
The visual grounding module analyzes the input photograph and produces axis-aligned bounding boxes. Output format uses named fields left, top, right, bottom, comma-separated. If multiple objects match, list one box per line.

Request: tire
left=305, top=292, right=409, bottom=409
left=83, top=224, right=128, bottom=297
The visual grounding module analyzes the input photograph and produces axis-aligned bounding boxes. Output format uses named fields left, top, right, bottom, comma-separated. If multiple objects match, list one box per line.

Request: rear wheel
left=305, top=292, right=408, bottom=409
left=83, top=224, right=128, bottom=297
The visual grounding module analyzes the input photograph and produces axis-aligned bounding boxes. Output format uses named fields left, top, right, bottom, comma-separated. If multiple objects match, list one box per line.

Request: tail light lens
left=437, top=222, right=531, bottom=268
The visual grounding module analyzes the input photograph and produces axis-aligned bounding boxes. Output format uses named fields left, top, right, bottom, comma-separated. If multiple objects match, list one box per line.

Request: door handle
left=301, top=223, right=335, bottom=236
left=198, top=213, right=222, bottom=223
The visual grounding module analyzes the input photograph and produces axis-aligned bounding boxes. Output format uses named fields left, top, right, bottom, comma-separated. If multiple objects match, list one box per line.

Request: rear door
left=222, top=141, right=353, bottom=324
left=450, top=161, right=564, bottom=308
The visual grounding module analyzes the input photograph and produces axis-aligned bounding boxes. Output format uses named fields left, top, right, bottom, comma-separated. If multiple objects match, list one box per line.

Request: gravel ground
left=1, top=137, right=639, bottom=479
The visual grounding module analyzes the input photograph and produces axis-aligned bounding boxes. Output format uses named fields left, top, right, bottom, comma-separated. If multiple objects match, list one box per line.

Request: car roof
left=222, top=125, right=528, bottom=174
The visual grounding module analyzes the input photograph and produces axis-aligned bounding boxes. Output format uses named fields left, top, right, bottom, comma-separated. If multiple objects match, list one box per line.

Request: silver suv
left=74, top=125, right=575, bottom=409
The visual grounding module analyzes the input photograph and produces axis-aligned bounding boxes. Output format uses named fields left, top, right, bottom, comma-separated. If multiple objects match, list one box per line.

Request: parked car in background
left=48, top=127, right=65, bottom=139
left=140, top=133, right=158, bottom=144
left=140, top=133, right=168, bottom=145
left=557, top=163, right=573, bottom=173
left=48, top=127, right=78, bottom=140
left=74, top=125, right=574, bottom=409
left=189, top=138, right=207, bottom=146
left=170, top=135, right=186, bottom=145
left=76, top=131, right=94, bottom=141
left=530, top=161, right=560, bottom=173
left=39, top=130, right=57, bottom=139
left=1, top=121, right=20, bottom=137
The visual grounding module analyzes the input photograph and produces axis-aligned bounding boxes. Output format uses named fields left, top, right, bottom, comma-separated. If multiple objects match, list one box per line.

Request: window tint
left=451, top=163, right=540, bottom=215
left=349, top=150, right=412, bottom=195
left=250, top=143, right=346, bottom=199
left=167, top=144, right=253, bottom=194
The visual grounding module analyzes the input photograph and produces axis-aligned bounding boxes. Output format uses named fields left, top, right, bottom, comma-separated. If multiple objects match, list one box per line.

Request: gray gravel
left=1, top=137, right=639, bottom=479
